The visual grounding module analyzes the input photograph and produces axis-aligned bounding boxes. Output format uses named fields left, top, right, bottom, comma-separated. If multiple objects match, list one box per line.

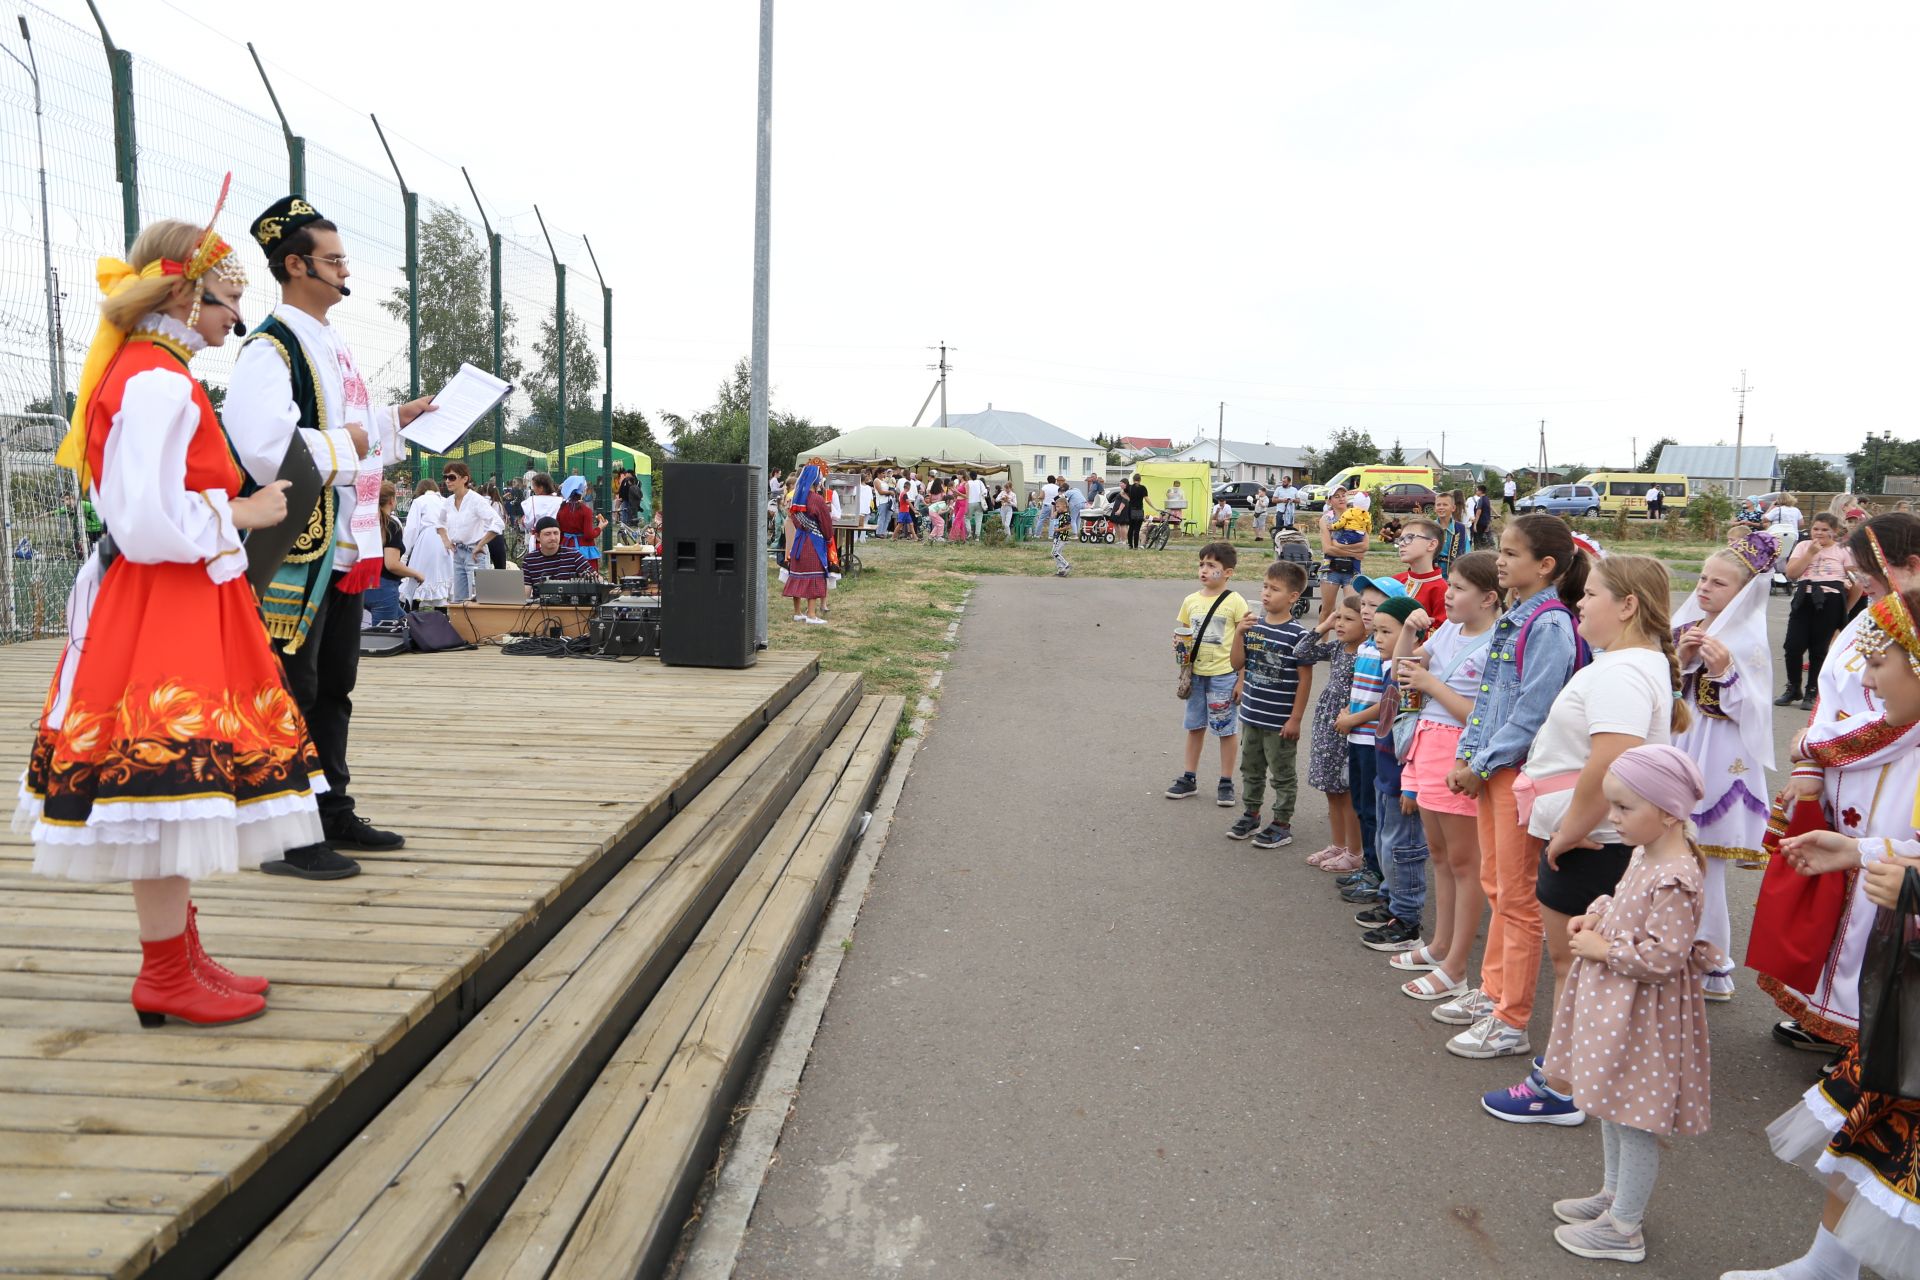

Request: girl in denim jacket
left=1436, top=515, right=1589, bottom=1065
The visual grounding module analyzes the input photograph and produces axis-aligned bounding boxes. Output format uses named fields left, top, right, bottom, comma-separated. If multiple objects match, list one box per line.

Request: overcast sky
left=29, top=0, right=1920, bottom=470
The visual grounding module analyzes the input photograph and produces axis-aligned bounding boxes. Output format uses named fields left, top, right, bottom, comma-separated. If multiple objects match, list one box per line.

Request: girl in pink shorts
left=1390, top=551, right=1501, bottom=1000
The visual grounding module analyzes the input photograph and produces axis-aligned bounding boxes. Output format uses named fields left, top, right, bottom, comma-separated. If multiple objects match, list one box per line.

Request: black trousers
left=274, top=572, right=361, bottom=826
left=488, top=538, right=507, bottom=570
left=1784, top=586, right=1847, bottom=695
left=1126, top=515, right=1144, bottom=549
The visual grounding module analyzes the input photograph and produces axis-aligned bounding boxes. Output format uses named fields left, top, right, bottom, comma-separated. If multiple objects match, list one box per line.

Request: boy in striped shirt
left=1226, top=562, right=1315, bottom=848
left=1334, top=579, right=1394, bottom=899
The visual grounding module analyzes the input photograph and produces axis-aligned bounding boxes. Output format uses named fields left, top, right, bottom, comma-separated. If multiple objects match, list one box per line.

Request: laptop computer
left=473, top=569, right=526, bottom=605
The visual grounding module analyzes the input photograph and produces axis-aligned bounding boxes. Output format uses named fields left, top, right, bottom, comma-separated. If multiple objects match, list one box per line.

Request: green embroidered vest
left=241, top=316, right=337, bottom=652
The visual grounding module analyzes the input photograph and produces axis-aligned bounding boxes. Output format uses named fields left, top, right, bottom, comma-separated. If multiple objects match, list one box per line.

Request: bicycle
left=1144, top=517, right=1174, bottom=552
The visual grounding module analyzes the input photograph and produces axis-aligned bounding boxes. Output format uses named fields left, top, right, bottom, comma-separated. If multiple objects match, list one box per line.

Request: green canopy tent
left=414, top=439, right=545, bottom=486
left=546, top=442, right=654, bottom=520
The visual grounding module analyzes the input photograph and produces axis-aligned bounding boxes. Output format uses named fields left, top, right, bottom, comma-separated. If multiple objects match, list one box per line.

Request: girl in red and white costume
left=15, top=199, right=327, bottom=1027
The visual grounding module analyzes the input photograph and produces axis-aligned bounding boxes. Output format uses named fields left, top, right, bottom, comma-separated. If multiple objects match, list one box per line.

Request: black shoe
left=1227, top=812, right=1262, bottom=840
left=1773, top=689, right=1803, bottom=707
left=325, top=812, right=405, bottom=852
left=1362, top=918, right=1424, bottom=952
left=1772, top=1019, right=1842, bottom=1054
left=1353, top=904, right=1394, bottom=928
left=1800, top=694, right=1816, bottom=711
left=261, top=842, right=362, bottom=880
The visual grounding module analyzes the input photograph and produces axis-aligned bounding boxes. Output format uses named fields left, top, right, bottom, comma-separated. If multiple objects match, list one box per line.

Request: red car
left=1374, top=482, right=1436, bottom=515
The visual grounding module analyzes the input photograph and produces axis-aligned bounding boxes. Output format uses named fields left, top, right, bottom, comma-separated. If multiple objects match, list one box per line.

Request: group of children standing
left=1162, top=512, right=1920, bottom=1275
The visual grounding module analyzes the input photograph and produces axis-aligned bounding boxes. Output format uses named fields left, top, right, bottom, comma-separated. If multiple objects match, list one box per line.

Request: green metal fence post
left=461, top=168, right=507, bottom=489
left=533, top=206, right=565, bottom=474
left=246, top=44, right=304, bottom=197
left=82, top=1, right=137, bottom=250
left=583, top=236, right=613, bottom=550
left=371, top=117, right=420, bottom=476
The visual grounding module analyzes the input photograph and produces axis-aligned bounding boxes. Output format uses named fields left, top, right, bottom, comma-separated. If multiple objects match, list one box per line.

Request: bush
left=1687, top=491, right=1734, bottom=541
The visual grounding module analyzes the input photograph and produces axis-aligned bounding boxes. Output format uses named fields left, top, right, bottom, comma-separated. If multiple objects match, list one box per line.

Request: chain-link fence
left=0, top=1, right=620, bottom=639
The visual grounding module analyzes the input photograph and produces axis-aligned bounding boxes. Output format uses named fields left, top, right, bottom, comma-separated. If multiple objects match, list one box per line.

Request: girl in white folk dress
left=1542, top=745, right=1728, bottom=1265
left=1671, top=530, right=1778, bottom=999
left=401, top=474, right=453, bottom=606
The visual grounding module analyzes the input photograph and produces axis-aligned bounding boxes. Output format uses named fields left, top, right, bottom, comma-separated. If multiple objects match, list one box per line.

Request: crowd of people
left=1167, top=512, right=1920, bottom=1277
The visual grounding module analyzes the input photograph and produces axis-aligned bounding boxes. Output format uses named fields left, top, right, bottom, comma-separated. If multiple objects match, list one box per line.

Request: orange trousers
left=1474, top=769, right=1544, bottom=1029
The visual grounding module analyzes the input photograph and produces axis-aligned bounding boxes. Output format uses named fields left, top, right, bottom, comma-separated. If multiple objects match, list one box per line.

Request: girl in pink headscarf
left=1540, top=744, right=1730, bottom=1266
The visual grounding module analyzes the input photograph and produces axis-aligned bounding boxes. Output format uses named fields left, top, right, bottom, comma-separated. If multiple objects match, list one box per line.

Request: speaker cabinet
left=658, top=462, right=757, bottom=668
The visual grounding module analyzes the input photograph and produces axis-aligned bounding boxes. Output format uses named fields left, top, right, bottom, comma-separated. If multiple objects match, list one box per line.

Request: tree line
left=382, top=203, right=833, bottom=473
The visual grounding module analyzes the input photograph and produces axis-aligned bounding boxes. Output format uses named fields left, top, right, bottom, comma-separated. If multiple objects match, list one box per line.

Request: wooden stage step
left=222, top=691, right=901, bottom=1280
left=476, top=693, right=903, bottom=1280
left=0, top=641, right=819, bottom=1279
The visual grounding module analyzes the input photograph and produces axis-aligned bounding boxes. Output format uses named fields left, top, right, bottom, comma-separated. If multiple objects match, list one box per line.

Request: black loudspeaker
left=659, top=462, right=757, bottom=668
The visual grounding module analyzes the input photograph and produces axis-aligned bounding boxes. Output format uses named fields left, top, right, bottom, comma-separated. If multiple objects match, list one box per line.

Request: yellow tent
left=1133, top=460, right=1211, bottom=535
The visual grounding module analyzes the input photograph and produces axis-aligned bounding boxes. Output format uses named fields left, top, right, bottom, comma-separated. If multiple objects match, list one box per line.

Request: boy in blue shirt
left=1354, top=595, right=1432, bottom=951
left=1227, top=561, right=1315, bottom=848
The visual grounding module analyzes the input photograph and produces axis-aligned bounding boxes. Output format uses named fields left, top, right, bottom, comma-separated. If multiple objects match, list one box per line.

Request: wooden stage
left=0, top=639, right=818, bottom=1278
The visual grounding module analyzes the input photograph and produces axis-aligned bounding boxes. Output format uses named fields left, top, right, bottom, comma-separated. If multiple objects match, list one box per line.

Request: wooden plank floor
left=0, top=639, right=816, bottom=1279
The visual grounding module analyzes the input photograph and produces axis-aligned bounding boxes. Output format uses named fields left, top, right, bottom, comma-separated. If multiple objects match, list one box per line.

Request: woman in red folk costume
left=15, top=192, right=327, bottom=1028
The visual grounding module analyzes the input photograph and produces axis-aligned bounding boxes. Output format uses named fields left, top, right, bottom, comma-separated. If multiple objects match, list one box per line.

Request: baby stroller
left=1079, top=511, right=1116, bottom=543
left=1273, top=528, right=1319, bottom=620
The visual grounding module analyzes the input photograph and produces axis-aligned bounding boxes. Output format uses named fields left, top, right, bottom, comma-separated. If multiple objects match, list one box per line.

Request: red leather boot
left=131, top=932, right=266, bottom=1027
left=187, top=902, right=269, bottom=995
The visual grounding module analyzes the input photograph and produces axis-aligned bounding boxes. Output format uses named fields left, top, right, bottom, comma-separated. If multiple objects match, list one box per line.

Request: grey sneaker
left=1227, top=812, right=1261, bottom=840
left=1553, top=1212, right=1645, bottom=1263
left=1215, top=778, right=1236, bottom=807
left=1432, top=986, right=1493, bottom=1026
left=1251, top=823, right=1293, bottom=849
left=1165, top=774, right=1198, bottom=799
left=1553, top=1189, right=1616, bottom=1225
left=1446, top=1014, right=1532, bottom=1060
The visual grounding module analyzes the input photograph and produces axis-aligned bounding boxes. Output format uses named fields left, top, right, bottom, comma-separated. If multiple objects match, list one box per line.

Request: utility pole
left=1536, top=420, right=1548, bottom=490
left=1215, top=401, right=1225, bottom=481
left=748, top=0, right=774, bottom=648
left=927, top=342, right=953, bottom=427
left=1731, top=369, right=1752, bottom=500
left=1631, top=435, right=1637, bottom=473
left=1440, top=431, right=1446, bottom=474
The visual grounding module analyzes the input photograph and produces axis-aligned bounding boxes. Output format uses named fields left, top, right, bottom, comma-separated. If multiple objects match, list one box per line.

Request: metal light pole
left=747, top=0, right=774, bottom=648
left=6, top=19, right=63, bottom=427
left=6, top=17, right=68, bottom=635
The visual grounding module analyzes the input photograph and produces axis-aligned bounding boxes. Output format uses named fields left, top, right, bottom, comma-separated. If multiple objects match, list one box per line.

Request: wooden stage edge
left=0, top=639, right=818, bottom=1280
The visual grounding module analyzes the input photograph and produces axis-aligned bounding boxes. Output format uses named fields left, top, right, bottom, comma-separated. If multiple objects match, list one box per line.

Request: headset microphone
left=231, top=319, right=248, bottom=337
left=300, top=256, right=352, bottom=298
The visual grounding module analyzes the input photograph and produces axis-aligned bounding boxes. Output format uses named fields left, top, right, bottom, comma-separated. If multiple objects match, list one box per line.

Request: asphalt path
left=732, top=577, right=1838, bottom=1280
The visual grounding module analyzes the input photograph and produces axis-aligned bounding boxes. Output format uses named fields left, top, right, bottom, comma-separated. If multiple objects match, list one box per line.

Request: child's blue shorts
left=1183, top=672, right=1240, bottom=737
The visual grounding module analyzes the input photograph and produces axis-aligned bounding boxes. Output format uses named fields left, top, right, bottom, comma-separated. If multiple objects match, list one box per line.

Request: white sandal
left=1388, top=945, right=1440, bottom=972
left=1402, top=969, right=1465, bottom=1001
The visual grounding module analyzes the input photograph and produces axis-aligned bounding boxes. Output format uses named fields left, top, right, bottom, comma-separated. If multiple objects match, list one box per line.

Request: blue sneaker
left=1481, top=1074, right=1586, bottom=1126
left=1165, top=774, right=1198, bottom=799
left=1215, top=778, right=1236, bottom=808
left=1251, top=823, right=1293, bottom=850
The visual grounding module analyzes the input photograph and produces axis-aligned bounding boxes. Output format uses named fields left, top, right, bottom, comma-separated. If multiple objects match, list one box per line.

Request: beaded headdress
left=1856, top=525, right=1920, bottom=675
left=1726, top=527, right=1779, bottom=577
left=56, top=174, right=241, bottom=491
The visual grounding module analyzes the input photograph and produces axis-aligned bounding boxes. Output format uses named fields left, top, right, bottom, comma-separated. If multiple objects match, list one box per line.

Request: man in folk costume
left=225, top=197, right=435, bottom=879
left=1758, top=516, right=1920, bottom=1055
left=18, top=184, right=328, bottom=1026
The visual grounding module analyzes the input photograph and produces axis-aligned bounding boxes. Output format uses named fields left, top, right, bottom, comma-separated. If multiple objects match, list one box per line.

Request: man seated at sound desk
left=520, top=517, right=593, bottom=596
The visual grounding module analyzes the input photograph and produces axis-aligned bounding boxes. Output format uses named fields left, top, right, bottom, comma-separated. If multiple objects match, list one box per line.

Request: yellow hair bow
left=55, top=257, right=179, bottom=490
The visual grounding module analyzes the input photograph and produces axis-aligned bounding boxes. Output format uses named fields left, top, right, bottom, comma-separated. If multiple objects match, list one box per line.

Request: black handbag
left=1857, top=866, right=1920, bottom=1098
left=405, top=609, right=476, bottom=654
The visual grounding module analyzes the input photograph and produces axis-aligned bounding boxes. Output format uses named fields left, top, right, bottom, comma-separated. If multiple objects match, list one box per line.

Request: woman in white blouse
left=441, top=461, right=503, bottom=602
left=402, top=475, right=453, bottom=606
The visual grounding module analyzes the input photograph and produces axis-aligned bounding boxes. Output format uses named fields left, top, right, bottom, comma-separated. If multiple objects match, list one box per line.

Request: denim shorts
left=1184, top=672, right=1240, bottom=736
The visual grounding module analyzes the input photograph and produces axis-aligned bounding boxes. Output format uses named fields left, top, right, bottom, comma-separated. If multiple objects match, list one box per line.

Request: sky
left=10, top=0, right=1920, bottom=472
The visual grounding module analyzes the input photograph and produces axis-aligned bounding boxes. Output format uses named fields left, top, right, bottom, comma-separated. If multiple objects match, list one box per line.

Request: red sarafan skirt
left=17, top=556, right=326, bottom=882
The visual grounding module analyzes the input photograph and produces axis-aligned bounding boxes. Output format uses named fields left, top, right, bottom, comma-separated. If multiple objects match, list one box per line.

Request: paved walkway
left=735, top=577, right=1824, bottom=1279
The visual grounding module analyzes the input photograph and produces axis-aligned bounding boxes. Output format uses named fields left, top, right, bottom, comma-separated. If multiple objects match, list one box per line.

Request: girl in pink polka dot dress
left=1541, top=744, right=1731, bottom=1264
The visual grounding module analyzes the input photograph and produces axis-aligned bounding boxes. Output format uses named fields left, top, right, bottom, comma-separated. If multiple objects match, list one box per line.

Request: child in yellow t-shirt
left=1167, top=542, right=1250, bottom=805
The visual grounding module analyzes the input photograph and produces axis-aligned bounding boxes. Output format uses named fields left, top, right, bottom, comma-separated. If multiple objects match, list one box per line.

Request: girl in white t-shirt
left=1481, top=553, right=1690, bottom=1125
left=1391, top=550, right=1500, bottom=1000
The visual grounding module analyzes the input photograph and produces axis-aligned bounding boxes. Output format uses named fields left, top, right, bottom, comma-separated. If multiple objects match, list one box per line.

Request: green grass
left=762, top=525, right=1731, bottom=737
